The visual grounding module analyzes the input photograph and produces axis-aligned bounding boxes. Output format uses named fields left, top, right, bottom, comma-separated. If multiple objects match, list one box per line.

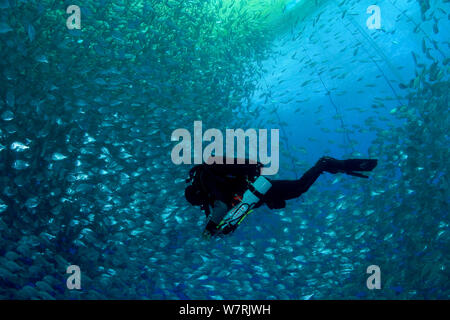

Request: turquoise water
left=0, top=0, right=448, bottom=299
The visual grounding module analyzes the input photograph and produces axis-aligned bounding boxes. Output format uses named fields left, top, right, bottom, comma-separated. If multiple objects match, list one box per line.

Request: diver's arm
left=202, top=201, right=228, bottom=238
left=209, top=200, right=228, bottom=223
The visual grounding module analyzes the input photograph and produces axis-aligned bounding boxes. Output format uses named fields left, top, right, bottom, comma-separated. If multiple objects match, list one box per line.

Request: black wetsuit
left=194, top=161, right=323, bottom=236
left=199, top=162, right=324, bottom=211
left=186, top=157, right=377, bottom=236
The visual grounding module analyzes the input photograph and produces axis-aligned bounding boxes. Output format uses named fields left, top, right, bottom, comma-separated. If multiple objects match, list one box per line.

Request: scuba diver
left=185, top=156, right=377, bottom=238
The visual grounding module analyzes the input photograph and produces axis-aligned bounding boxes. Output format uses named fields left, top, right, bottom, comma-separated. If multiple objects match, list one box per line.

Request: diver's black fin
left=319, top=157, right=378, bottom=178
left=343, top=159, right=378, bottom=172
left=340, top=159, right=377, bottom=178
left=345, top=171, right=369, bottom=179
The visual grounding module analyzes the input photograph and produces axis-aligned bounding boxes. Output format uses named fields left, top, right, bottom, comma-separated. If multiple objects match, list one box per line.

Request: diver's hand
left=202, top=229, right=212, bottom=240
left=201, top=202, right=228, bottom=240
left=202, top=219, right=218, bottom=239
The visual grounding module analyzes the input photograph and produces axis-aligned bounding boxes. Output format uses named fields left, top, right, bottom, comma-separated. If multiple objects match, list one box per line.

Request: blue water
left=0, top=0, right=448, bottom=299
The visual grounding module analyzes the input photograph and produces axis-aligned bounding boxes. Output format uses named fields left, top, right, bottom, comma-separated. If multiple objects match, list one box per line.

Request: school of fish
left=0, top=0, right=448, bottom=299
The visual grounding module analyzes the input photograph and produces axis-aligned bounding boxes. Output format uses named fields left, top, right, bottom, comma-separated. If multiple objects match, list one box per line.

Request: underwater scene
left=0, top=0, right=448, bottom=300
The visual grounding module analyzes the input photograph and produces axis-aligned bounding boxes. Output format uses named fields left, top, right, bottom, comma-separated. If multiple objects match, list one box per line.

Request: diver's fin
left=343, top=159, right=378, bottom=172
left=318, top=157, right=378, bottom=177
left=345, top=171, right=369, bottom=179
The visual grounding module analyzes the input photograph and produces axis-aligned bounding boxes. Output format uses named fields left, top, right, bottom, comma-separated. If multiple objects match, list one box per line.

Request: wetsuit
left=186, top=157, right=377, bottom=236
left=196, top=158, right=326, bottom=236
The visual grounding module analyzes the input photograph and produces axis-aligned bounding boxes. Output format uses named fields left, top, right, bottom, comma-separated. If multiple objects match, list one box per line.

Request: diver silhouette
left=185, top=156, right=377, bottom=238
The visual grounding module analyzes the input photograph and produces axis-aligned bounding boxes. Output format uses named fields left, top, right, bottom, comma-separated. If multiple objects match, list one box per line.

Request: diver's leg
left=265, top=163, right=324, bottom=202
left=257, top=161, right=325, bottom=209
left=260, top=156, right=378, bottom=208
